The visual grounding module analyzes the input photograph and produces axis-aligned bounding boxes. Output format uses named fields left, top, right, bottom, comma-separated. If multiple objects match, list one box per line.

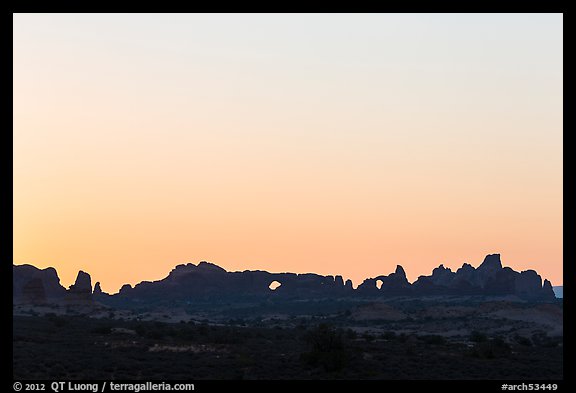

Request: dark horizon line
left=13, top=253, right=562, bottom=294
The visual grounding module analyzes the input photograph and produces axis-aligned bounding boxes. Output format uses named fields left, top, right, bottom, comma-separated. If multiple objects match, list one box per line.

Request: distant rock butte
left=12, top=254, right=556, bottom=305
left=13, top=266, right=96, bottom=305
left=13, top=264, right=67, bottom=304
left=69, top=271, right=92, bottom=294
left=93, top=282, right=103, bottom=295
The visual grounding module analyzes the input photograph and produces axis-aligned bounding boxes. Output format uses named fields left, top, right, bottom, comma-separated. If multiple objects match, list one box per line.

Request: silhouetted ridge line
left=13, top=253, right=556, bottom=305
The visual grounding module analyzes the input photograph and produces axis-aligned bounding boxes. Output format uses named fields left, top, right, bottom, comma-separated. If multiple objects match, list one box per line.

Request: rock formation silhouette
left=93, top=282, right=103, bottom=295
left=67, top=271, right=93, bottom=303
left=12, top=254, right=557, bottom=306
left=13, top=264, right=67, bottom=304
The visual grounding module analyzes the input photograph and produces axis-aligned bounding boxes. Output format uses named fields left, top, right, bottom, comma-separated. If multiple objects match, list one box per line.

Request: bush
left=531, top=332, right=561, bottom=348
left=362, top=333, right=375, bottom=342
left=420, top=334, right=446, bottom=345
left=470, top=331, right=488, bottom=343
left=513, top=334, right=532, bottom=346
left=197, top=324, right=209, bottom=336
left=301, top=324, right=350, bottom=372
left=90, top=326, right=111, bottom=335
left=470, top=337, right=511, bottom=359
left=46, top=314, right=68, bottom=328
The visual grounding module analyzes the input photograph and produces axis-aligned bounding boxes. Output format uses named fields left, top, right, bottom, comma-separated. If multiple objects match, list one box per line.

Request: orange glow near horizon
left=13, top=14, right=563, bottom=293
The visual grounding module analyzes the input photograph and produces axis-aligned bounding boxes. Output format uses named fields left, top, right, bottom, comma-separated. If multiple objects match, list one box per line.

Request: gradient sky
left=13, top=13, right=563, bottom=293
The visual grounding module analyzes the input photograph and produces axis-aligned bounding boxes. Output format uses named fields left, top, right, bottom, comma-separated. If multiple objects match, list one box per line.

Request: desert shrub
left=90, top=326, right=112, bottom=335
left=346, top=329, right=358, bottom=339
left=362, top=332, right=375, bottom=342
left=513, top=334, right=532, bottom=346
left=301, top=324, right=350, bottom=372
left=470, top=330, right=488, bottom=343
left=173, top=326, right=196, bottom=341
left=212, top=328, right=240, bottom=344
left=420, top=334, right=446, bottom=345
left=134, top=325, right=164, bottom=339
left=470, top=337, right=511, bottom=359
left=531, top=332, right=561, bottom=348
left=46, top=314, right=68, bottom=327
left=197, top=324, right=209, bottom=336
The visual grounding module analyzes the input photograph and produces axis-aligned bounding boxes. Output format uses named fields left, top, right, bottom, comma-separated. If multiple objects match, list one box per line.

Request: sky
left=13, top=13, right=563, bottom=293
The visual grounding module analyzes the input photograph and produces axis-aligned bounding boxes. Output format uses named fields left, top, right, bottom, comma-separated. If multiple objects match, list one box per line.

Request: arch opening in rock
left=376, top=279, right=383, bottom=290
left=269, top=281, right=282, bottom=291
